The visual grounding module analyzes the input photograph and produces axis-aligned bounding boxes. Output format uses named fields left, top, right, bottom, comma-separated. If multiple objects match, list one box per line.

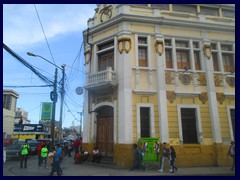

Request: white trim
left=133, top=90, right=156, bottom=95
left=177, top=104, right=203, bottom=144
left=175, top=91, right=201, bottom=96
left=227, top=105, right=235, bottom=142
left=136, top=104, right=155, bottom=139
left=224, top=93, right=235, bottom=97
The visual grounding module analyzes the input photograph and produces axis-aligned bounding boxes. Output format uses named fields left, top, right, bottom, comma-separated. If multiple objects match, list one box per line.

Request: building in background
left=15, top=107, right=30, bottom=124
left=83, top=4, right=235, bottom=168
left=3, top=89, right=19, bottom=138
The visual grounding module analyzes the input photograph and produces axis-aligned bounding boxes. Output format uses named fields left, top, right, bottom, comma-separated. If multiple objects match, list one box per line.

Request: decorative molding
left=175, top=91, right=201, bottom=97
left=203, top=43, right=212, bottom=60
left=167, top=91, right=176, bottom=103
left=226, top=77, right=235, bottom=87
left=197, top=74, right=206, bottom=86
left=133, top=90, right=156, bottom=95
left=118, top=37, right=131, bottom=54
left=198, top=92, right=208, bottom=104
left=179, top=74, right=192, bottom=85
left=100, top=5, right=113, bottom=22
left=214, top=75, right=221, bottom=86
left=84, top=49, right=91, bottom=64
left=155, top=40, right=164, bottom=56
left=216, top=93, right=225, bottom=105
left=165, top=72, right=174, bottom=84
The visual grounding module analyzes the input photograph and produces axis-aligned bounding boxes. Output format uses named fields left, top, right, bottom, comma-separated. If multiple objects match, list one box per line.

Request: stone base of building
left=82, top=143, right=232, bottom=168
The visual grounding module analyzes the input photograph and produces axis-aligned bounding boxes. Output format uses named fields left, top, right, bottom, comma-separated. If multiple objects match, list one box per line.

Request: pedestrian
left=40, top=144, right=48, bottom=168
left=169, top=146, right=177, bottom=173
left=83, top=150, right=89, bottom=162
left=37, top=142, right=44, bottom=167
left=74, top=150, right=82, bottom=164
left=73, top=139, right=80, bottom=155
left=50, top=144, right=62, bottom=176
left=92, top=147, right=101, bottom=163
left=79, top=137, right=83, bottom=153
left=228, top=141, right=235, bottom=171
left=129, top=143, right=145, bottom=171
left=20, top=139, right=30, bottom=168
left=158, top=142, right=170, bottom=172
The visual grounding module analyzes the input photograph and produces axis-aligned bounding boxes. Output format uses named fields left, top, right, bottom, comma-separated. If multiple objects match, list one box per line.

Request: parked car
left=5, top=140, right=24, bottom=160
left=28, top=139, right=39, bottom=155
left=6, top=139, right=39, bottom=159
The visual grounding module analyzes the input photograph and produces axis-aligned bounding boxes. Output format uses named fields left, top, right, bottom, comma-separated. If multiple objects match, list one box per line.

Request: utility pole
left=79, top=112, right=83, bottom=137
left=51, top=68, right=58, bottom=145
left=59, top=64, right=66, bottom=142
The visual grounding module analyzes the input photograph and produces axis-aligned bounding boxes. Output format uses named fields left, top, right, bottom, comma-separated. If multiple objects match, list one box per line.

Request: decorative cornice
left=100, top=5, right=113, bottom=22
left=118, top=37, right=131, bottom=54
left=84, top=49, right=91, bottom=64
left=216, top=93, right=225, bottom=105
left=198, top=92, right=208, bottom=104
left=203, top=43, right=212, bottom=60
left=155, top=40, right=164, bottom=56
left=226, top=77, right=235, bottom=87
left=165, top=72, right=174, bottom=84
left=214, top=75, right=221, bottom=86
left=167, top=91, right=176, bottom=103
left=197, top=74, right=206, bottom=86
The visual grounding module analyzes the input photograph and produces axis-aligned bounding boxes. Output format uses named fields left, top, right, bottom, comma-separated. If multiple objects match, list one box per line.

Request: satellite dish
left=76, top=87, right=83, bottom=95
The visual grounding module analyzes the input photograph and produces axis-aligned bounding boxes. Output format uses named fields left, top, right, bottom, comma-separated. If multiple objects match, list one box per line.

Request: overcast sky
left=3, top=4, right=96, bottom=128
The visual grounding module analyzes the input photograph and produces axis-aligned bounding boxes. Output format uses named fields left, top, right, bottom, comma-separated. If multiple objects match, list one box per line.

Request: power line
left=4, top=85, right=51, bottom=88
left=34, top=4, right=56, bottom=65
left=3, top=43, right=53, bottom=87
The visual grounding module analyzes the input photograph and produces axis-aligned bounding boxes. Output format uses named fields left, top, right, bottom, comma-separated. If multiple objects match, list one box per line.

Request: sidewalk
left=3, top=155, right=235, bottom=176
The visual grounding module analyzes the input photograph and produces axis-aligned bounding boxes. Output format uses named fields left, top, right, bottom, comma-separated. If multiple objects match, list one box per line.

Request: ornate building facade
left=83, top=4, right=235, bottom=167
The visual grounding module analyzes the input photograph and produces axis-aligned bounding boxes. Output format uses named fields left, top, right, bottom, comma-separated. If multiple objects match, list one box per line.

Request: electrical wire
left=34, top=4, right=56, bottom=65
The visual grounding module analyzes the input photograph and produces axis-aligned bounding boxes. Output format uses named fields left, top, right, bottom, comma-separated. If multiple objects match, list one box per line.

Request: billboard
left=13, top=124, right=45, bottom=132
left=41, top=102, right=52, bottom=120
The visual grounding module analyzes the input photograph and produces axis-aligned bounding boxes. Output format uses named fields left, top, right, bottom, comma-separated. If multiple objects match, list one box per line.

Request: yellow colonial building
left=82, top=4, right=235, bottom=168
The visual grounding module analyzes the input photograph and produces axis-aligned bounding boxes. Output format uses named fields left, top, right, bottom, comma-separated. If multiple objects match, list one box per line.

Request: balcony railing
left=85, top=66, right=117, bottom=91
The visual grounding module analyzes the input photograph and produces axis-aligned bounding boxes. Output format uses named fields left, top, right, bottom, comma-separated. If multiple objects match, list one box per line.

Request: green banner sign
left=41, top=102, right=52, bottom=120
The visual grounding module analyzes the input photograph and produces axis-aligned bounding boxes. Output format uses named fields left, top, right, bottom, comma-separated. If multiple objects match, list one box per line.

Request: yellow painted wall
left=208, top=32, right=235, bottom=41
left=131, top=25, right=155, bottom=33
left=161, top=27, right=201, bottom=38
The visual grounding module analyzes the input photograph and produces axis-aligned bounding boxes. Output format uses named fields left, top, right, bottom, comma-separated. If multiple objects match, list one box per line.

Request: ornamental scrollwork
left=198, top=92, right=208, bottom=104
left=167, top=91, right=176, bottom=103
left=216, top=93, right=225, bottom=105
left=165, top=72, right=174, bottom=84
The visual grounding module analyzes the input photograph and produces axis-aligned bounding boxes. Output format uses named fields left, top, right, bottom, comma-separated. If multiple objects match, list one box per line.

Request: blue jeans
left=160, top=156, right=169, bottom=170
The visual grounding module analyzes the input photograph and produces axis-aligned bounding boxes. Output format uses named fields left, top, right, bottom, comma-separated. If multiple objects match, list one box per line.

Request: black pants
left=20, top=154, right=28, bottom=168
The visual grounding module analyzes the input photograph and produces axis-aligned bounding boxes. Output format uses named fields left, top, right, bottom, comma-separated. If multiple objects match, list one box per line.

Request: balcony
left=85, top=66, right=118, bottom=91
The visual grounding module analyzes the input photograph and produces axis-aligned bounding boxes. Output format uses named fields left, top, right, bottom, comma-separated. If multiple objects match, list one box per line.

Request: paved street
left=3, top=155, right=235, bottom=176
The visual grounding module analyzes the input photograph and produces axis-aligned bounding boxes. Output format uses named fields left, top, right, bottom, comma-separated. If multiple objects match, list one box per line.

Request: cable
left=34, top=4, right=56, bottom=65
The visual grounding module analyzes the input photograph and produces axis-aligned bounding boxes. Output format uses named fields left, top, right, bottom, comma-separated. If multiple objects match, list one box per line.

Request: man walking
left=158, top=142, right=170, bottom=172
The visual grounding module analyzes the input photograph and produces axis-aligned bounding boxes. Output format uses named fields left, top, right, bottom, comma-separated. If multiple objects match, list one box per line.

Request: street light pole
left=27, top=52, right=63, bottom=146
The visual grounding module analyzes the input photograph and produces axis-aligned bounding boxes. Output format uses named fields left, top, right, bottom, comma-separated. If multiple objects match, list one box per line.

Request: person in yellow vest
left=20, top=139, right=30, bottom=168
left=41, top=144, right=48, bottom=168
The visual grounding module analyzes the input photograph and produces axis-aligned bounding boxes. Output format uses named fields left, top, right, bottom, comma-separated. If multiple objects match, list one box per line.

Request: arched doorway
left=96, top=106, right=113, bottom=157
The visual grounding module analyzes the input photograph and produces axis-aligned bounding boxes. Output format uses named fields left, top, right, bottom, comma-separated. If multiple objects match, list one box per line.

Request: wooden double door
left=97, top=117, right=113, bottom=157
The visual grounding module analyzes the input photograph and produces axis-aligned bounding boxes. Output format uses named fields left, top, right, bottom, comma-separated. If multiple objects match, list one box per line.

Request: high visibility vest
left=21, top=144, right=30, bottom=155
